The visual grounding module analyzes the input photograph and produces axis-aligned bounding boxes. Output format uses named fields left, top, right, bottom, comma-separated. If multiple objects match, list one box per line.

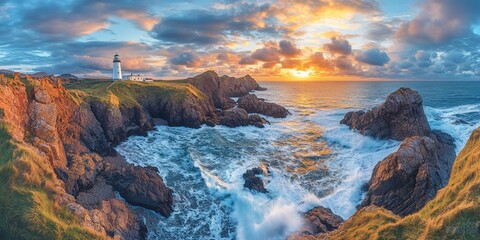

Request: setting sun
left=290, top=69, right=314, bottom=78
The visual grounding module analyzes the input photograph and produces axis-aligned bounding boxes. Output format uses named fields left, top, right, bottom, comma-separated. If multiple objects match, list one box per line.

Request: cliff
left=0, top=71, right=276, bottom=239
left=327, top=126, right=480, bottom=239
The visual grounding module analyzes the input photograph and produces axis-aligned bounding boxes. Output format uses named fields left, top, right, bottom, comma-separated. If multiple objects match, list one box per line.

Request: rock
left=243, top=167, right=268, bottom=193
left=76, top=177, right=114, bottom=209
left=58, top=73, right=79, bottom=80
left=359, top=130, right=456, bottom=216
left=219, top=74, right=262, bottom=97
left=102, top=156, right=174, bottom=217
left=187, top=71, right=265, bottom=110
left=86, top=198, right=147, bottom=240
left=237, top=94, right=290, bottom=118
left=29, top=71, right=49, bottom=78
left=340, top=88, right=430, bottom=141
left=452, top=119, right=470, bottom=125
left=290, top=206, right=344, bottom=239
left=219, top=108, right=249, bottom=127
left=249, top=114, right=270, bottom=128
left=219, top=108, right=269, bottom=128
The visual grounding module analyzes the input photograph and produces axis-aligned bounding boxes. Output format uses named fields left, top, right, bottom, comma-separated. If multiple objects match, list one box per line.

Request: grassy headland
left=65, top=80, right=206, bottom=107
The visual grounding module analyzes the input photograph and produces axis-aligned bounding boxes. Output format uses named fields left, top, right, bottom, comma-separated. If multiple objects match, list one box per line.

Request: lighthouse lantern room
left=112, top=53, right=122, bottom=80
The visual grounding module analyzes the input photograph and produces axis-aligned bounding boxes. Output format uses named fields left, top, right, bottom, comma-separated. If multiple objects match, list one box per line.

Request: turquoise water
left=117, top=81, right=480, bottom=240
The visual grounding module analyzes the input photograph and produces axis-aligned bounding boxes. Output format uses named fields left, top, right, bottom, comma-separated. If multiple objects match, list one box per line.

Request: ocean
left=116, top=81, right=480, bottom=240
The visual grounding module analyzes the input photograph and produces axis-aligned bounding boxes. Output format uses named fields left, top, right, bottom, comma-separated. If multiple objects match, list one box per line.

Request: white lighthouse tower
left=112, top=53, right=122, bottom=80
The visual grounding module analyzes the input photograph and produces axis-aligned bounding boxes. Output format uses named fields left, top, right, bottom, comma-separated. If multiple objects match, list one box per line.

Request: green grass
left=329, top=127, right=480, bottom=240
left=0, top=122, right=104, bottom=240
left=65, top=79, right=205, bottom=107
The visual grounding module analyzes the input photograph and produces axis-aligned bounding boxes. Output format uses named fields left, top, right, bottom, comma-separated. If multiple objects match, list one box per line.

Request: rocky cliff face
left=360, top=131, right=456, bottom=216
left=341, top=87, right=457, bottom=217
left=0, top=74, right=172, bottom=239
left=187, top=70, right=264, bottom=110
left=0, top=71, right=281, bottom=239
left=340, top=88, right=430, bottom=141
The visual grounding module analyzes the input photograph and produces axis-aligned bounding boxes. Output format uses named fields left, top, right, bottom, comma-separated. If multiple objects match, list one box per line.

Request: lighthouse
left=112, top=53, right=122, bottom=80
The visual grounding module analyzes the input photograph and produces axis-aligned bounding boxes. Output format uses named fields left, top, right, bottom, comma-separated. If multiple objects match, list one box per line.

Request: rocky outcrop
left=219, top=74, right=262, bottom=97
left=0, top=74, right=172, bottom=239
left=340, top=88, right=430, bottom=141
left=238, top=94, right=290, bottom=118
left=341, top=87, right=457, bottom=217
left=219, top=108, right=270, bottom=128
left=140, top=91, right=218, bottom=128
left=243, top=167, right=268, bottom=193
left=0, top=71, right=284, bottom=238
left=290, top=207, right=344, bottom=239
left=102, top=156, right=174, bottom=217
left=187, top=71, right=265, bottom=110
left=360, top=130, right=456, bottom=216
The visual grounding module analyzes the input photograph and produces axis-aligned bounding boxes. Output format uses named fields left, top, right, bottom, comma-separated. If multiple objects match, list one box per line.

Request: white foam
left=115, top=100, right=480, bottom=239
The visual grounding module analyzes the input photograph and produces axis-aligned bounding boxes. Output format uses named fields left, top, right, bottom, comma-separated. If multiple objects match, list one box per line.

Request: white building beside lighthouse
left=112, top=53, right=122, bottom=80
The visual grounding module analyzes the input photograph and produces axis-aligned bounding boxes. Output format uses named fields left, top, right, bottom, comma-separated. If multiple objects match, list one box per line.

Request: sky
left=0, top=0, right=479, bottom=81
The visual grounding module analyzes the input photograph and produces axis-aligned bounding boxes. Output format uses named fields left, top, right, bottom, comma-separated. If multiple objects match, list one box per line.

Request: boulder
left=340, top=88, right=430, bottom=141
left=302, top=207, right=343, bottom=234
left=243, top=167, right=268, bottom=193
left=359, top=130, right=456, bottom=216
left=102, top=156, right=174, bottom=217
left=219, top=108, right=270, bottom=128
left=237, top=94, right=290, bottom=118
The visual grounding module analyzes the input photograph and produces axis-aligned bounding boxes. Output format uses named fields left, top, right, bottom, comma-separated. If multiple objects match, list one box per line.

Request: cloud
left=367, top=22, right=395, bottom=41
left=395, top=0, right=480, bottom=46
left=281, top=59, right=301, bottom=68
left=279, top=40, right=301, bottom=57
left=355, top=48, right=390, bottom=66
left=324, top=37, right=352, bottom=55
left=150, top=3, right=273, bottom=45
left=20, top=0, right=160, bottom=40
left=415, top=50, right=437, bottom=68
left=306, top=52, right=333, bottom=70
left=239, top=56, right=258, bottom=65
left=251, top=47, right=281, bottom=62
left=217, top=51, right=241, bottom=64
left=169, top=52, right=202, bottom=68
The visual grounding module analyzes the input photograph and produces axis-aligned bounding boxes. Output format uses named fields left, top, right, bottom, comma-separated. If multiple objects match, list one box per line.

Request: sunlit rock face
left=360, top=130, right=456, bottom=216
left=238, top=94, right=290, bottom=118
left=341, top=87, right=430, bottom=141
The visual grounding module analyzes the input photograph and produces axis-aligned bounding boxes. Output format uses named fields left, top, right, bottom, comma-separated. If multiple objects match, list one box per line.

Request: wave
left=115, top=100, right=480, bottom=240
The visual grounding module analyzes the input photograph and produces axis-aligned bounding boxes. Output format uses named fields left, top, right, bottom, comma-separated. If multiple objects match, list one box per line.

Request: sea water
left=116, top=81, right=480, bottom=240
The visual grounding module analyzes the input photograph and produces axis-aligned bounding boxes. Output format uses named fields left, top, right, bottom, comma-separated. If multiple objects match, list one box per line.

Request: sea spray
left=116, top=81, right=480, bottom=239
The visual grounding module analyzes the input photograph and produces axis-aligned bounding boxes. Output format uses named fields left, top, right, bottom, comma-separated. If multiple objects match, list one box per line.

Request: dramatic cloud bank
left=0, top=0, right=479, bottom=80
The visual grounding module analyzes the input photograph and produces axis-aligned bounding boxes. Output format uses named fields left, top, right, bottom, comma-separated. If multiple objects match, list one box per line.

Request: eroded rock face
left=85, top=198, right=147, bottom=240
left=340, top=88, right=430, bottom=141
left=243, top=167, right=268, bottom=193
left=238, top=94, right=290, bottom=118
left=303, top=207, right=343, bottom=234
left=187, top=71, right=264, bottom=110
left=288, top=207, right=343, bottom=240
left=102, top=156, right=174, bottom=217
left=0, top=76, right=172, bottom=239
left=219, top=108, right=270, bottom=128
left=360, top=130, right=456, bottom=216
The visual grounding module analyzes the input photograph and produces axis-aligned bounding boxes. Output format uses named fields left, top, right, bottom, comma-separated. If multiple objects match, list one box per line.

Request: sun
left=290, top=69, right=313, bottom=78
